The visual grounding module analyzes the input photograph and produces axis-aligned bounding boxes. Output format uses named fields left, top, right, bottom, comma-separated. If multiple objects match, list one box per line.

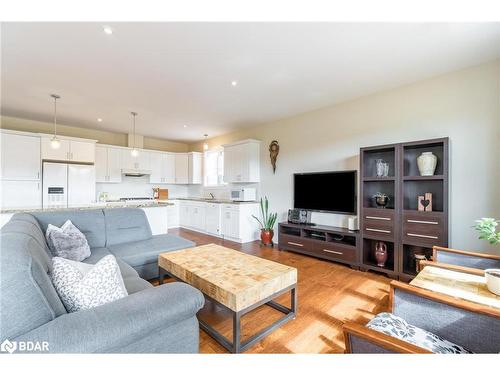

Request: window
left=204, top=148, right=225, bottom=187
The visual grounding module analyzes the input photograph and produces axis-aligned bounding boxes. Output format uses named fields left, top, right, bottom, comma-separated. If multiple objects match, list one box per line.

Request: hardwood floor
left=161, top=228, right=391, bottom=354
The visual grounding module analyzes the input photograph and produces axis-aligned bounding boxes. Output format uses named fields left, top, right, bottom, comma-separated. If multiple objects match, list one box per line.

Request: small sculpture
left=269, top=140, right=280, bottom=174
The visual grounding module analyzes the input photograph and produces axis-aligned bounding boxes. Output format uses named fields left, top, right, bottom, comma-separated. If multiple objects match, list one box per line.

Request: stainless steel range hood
left=121, top=168, right=152, bottom=177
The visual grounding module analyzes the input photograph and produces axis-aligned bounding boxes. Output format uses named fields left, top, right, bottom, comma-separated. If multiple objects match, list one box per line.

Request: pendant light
left=50, top=94, right=61, bottom=149
left=203, top=134, right=209, bottom=151
left=130, top=112, right=139, bottom=157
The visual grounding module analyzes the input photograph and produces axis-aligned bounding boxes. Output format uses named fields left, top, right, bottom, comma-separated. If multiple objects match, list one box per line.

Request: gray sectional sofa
left=0, top=208, right=205, bottom=353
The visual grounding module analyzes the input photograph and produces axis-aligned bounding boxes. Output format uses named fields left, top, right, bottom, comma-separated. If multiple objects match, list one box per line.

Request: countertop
left=176, top=197, right=259, bottom=204
left=0, top=201, right=173, bottom=214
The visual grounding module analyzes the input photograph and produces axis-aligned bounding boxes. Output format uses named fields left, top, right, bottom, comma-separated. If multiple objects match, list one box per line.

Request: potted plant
left=473, top=218, right=500, bottom=296
left=252, top=196, right=278, bottom=246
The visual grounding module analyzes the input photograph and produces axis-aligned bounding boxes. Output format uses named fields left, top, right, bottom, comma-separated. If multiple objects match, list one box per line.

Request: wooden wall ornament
left=269, top=140, right=280, bottom=174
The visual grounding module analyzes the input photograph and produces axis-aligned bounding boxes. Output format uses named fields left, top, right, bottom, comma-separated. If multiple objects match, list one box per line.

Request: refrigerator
left=43, top=162, right=96, bottom=209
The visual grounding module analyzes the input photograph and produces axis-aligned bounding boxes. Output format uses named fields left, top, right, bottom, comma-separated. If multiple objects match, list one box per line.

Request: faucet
left=209, top=193, right=215, bottom=200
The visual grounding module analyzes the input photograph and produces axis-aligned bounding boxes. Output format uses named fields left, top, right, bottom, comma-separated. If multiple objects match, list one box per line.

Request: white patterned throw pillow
left=46, top=220, right=91, bottom=261
left=51, top=255, right=128, bottom=313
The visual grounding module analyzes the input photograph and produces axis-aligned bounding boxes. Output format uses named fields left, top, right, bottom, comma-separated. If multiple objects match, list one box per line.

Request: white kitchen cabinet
left=150, top=152, right=176, bottom=184
left=149, top=151, right=163, bottom=183
left=41, top=137, right=95, bottom=163
left=179, top=201, right=192, bottom=227
left=205, top=203, right=221, bottom=236
left=223, top=139, right=260, bottom=183
left=1, top=132, right=41, bottom=180
left=122, top=148, right=150, bottom=171
left=95, top=145, right=122, bottom=183
left=174, top=153, right=189, bottom=184
left=69, top=140, right=95, bottom=163
left=167, top=200, right=180, bottom=228
left=164, top=153, right=176, bottom=184
left=191, top=203, right=206, bottom=231
left=41, top=137, right=70, bottom=161
left=188, top=152, right=203, bottom=184
left=1, top=180, right=42, bottom=209
left=221, top=206, right=240, bottom=240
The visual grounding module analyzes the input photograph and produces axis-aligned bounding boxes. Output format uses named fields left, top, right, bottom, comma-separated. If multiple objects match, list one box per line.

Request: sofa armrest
left=15, top=282, right=205, bottom=353
left=343, top=322, right=431, bottom=354
left=432, top=246, right=500, bottom=269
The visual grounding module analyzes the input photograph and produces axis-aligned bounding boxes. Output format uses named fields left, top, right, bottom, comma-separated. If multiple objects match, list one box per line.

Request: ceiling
left=1, top=22, right=499, bottom=143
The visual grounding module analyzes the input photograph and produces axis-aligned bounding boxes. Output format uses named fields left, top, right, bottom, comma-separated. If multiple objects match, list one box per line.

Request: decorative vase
left=374, top=241, right=388, bottom=267
left=417, top=152, right=437, bottom=176
left=260, top=229, right=274, bottom=247
left=374, top=195, right=389, bottom=208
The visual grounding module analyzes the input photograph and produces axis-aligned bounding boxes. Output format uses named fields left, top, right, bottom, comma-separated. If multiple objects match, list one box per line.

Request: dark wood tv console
left=278, top=222, right=360, bottom=268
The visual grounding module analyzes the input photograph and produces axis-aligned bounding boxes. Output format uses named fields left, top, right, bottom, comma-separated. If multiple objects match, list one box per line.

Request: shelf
left=361, top=262, right=397, bottom=275
left=363, top=177, right=396, bottom=182
left=403, top=175, right=444, bottom=181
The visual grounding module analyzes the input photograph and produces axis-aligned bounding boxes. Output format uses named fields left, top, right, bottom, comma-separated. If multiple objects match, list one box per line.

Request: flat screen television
left=293, top=171, right=357, bottom=214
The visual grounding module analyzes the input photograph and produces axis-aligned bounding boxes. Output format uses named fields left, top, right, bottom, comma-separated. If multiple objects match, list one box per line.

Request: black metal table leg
left=233, top=311, right=241, bottom=353
left=158, top=267, right=164, bottom=285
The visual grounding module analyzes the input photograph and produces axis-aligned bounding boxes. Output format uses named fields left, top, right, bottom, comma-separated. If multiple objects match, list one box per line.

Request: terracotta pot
left=260, top=229, right=274, bottom=246
left=374, top=241, right=388, bottom=267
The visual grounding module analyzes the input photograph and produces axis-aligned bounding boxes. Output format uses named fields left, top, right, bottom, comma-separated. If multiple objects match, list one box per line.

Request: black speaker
left=288, top=209, right=312, bottom=224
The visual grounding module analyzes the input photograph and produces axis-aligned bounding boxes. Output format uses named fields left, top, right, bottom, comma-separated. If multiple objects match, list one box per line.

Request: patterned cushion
left=51, top=255, right=128, bottom=313
left=46, top=220, right=91, bottom=261
left=367, top=312, right=473, bottom=354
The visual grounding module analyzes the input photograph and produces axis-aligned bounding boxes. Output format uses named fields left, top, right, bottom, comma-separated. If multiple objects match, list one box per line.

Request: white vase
left=417, top=152, right=437, bottom=176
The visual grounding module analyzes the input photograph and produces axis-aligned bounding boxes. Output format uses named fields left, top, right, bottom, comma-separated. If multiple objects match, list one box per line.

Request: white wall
left=190, top=60, right=500, bottom=254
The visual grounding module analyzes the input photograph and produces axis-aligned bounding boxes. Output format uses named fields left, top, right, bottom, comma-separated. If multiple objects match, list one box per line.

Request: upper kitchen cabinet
left=149, top=151, right=176, bottom=184
left=174, top=153, right=189, bottom=184
left=41, top=136, right=96, bottom=163
left=0, top=131, right=41, bottom=180
left=188, top=152, right=203, bottom=184
left=223, top=139, right=260, bottom=183
left=95, top=145, right=122, bottom=183
left=121, top=148, right=150, bottom=171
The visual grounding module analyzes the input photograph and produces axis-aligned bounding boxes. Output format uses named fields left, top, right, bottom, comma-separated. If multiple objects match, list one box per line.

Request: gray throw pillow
left=51, top=255, right=128, bottom=313
left=46, top=220, right=91, bottom=261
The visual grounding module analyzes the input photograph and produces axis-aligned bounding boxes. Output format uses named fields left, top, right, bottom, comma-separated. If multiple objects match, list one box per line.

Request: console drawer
left=279, top=234, right=311, bottom=252
left=313, top=242, right=357, bottom=263
left=402, top=212, right=445, bottom=246
left=362, top=208, right=395, bottom=240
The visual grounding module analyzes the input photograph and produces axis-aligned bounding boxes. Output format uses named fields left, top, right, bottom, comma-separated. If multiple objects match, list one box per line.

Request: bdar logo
left=1, top=339, right=17, bottom=354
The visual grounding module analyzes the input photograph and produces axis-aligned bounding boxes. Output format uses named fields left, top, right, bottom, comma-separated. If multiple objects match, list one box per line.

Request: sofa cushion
left=51, top=255, right=128, bottom=313
left=367, top=312, right=473, bottom=354
left=82, top=247, right=138, bottom=279
left=103, top=208, right=152, bottom=246
left=107, top=234, right=195, bottom=268
left=46, top=220, right=91, bottom=261
left=1, top=218, right=52, bottom=264
left=31, top=209, right=106, bottom=248
left=0, top=231, right=67, bottom=340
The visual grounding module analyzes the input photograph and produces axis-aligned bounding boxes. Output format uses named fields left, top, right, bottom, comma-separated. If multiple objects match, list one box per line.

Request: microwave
left=230, top=188, right=256, bottom=202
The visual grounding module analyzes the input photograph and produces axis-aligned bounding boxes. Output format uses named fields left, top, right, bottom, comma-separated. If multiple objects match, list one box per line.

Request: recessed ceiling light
left=97, top=118, right=103, bottom=122
left=103, top=26, right=113, bottom=35
left=231, top=81, right=238, bottom=87
left=183, top=125, right=188, bottom=128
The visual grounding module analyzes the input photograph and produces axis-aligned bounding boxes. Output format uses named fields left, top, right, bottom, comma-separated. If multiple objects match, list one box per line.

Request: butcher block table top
left=158, top=244, right=297, bottom=312
left=411, top=266, right=500, bottom=309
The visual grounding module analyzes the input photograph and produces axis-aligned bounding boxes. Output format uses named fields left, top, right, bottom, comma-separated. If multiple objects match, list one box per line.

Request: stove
left=119, top=197, right=154, bottom=201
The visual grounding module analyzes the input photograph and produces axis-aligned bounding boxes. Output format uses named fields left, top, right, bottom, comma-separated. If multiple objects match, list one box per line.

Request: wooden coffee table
left=158, top=244, right=298, bottom=353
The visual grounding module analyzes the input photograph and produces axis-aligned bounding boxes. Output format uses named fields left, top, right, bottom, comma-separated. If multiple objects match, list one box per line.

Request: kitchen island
left=0, top=200, right=173, bottom=234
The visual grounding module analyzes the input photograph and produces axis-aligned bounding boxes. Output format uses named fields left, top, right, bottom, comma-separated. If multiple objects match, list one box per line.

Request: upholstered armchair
left=342, top=280, right=500, bottom=353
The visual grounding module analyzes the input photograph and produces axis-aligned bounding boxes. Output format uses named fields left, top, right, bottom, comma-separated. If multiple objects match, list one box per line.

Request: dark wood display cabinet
left=278, top=222, right=360, bottom=268
left=360, top=138, right=449, bottom=281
